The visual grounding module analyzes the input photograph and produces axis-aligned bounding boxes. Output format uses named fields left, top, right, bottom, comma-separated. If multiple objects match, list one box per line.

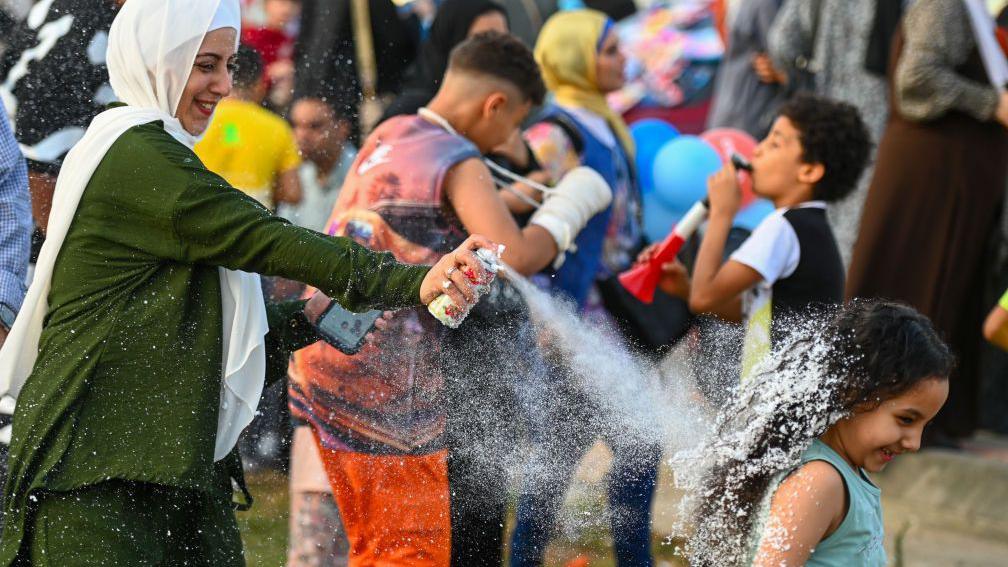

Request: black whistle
left=730, top=152, right=753, bottom=172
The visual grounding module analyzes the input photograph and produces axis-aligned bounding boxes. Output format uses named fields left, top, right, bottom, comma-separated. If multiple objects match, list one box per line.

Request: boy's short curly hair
left=778, top=95, right=872, bottom=202
left=448, top=32, right=546, bottom=106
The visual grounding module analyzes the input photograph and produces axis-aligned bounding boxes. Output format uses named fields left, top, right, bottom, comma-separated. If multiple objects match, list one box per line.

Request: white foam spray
left=668, top=319, right=854, bottom=566
left=500, top=265, right=711, bottom=454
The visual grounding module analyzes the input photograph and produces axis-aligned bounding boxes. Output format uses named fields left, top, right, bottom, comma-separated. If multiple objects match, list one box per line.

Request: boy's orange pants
left=314, top=434, right=451, bottom=566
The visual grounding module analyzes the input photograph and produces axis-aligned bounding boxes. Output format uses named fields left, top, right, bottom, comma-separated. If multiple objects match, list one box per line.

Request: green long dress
left=0, top=120, right=430, bottom=565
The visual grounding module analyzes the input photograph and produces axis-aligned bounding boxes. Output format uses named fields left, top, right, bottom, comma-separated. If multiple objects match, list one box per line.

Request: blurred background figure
left=847, top=0, right=1008, bottom=446
left=560, top=0, right=637, bottom=20
left=499, top=0, right=556, bottom=46
left=293, top=0, right=417, bottom=141
left=195, top=44, right=302, bottom=212
left=279, top=98, right=357, bottom=566
left=279, top=96, right=357, bottom=232
left=242, top=0, right=301, bottom=111
left=0, top=0, right=124, bottom=266
left=381, top=0, right=509, bottom=124
left=705, top=0, right=786, bottom=138
left=767, top=0, right=906, bottom=265
left=272, top=95, right=357, bottom=305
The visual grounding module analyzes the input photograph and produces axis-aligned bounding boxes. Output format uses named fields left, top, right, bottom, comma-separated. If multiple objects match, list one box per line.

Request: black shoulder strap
left=541, top=112, right=586, bottom=156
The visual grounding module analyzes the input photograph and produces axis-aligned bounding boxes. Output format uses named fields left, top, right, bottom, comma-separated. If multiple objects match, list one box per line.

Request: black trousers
left=442, top=309, right=543, bottom=566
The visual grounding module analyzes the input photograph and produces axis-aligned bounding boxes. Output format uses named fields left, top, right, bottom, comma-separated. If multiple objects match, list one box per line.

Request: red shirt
left=241, top=26, right=294, bottom=68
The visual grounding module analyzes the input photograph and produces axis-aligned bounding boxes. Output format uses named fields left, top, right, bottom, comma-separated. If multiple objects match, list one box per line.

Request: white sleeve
left=729, top=212, right=801, bottom=284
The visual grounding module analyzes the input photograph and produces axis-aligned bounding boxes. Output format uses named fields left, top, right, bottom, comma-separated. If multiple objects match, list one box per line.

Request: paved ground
left=878, top=434, right=1008, bottom=567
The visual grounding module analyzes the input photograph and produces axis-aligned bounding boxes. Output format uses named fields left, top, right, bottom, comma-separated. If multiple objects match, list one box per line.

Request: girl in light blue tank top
left=678, top=301, right=954, bottom=566
left=760, top=439, right=887, bottom=566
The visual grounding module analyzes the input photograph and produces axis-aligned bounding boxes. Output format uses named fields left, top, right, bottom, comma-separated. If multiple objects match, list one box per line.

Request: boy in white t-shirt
left=653, top=95, right=871, bottom=377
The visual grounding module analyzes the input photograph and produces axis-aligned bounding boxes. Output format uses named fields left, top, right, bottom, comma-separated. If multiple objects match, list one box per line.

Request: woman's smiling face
left=176, top=27, right=237, bottom=136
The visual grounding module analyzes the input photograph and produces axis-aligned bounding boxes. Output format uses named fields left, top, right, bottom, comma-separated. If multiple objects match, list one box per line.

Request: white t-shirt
left=730, top=201, right=827, bottom=377
left=563, top=106, right=618, bottom=150
left=277, top=146, right=357, bottom=233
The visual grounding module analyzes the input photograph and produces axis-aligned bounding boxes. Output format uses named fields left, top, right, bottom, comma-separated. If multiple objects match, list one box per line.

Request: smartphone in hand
left=316, top=303, right=382, bottom=355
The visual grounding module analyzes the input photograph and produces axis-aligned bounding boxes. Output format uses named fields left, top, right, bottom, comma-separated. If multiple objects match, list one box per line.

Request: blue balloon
left=652, top=136, right=722, bottom=212
left=733, top=199, right=776, bottom=232
left=630, top=119, right=679, bottom=193
left=642, top=193, right=682, bottom=244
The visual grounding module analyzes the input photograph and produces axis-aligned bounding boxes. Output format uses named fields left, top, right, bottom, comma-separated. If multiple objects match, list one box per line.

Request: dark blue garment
left=538, top=105, right=634, bottom=308
left=510, top=357, right=658, bottom=567
left=0, top=104, right=30, bottom=315
left=511, top=106, right=655, bottom=567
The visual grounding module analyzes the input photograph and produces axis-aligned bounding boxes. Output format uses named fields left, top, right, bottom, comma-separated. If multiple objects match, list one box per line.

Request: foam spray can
left=427, top=245, right=505, bottom=328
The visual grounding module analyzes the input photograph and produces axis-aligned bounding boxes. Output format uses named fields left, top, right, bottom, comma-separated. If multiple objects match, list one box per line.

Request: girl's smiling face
left=176, top=28, right=237, bottom=136
left=823, top=378, right=949, bottom=473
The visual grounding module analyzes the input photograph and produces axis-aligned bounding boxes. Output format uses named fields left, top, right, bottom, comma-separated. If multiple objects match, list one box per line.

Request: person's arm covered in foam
left=751, top=461, right=847, bottom=567
left=445, top=158, right=559, bottom=275
left=445, top=157, right=611, bottom=275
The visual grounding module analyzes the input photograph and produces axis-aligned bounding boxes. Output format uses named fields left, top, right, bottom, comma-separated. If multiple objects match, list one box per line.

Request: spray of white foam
left=668, top=318, right=855, bottom=566
left=501, top=265, right=710, bottom=453
left=486, top=265, right=723, bottom=548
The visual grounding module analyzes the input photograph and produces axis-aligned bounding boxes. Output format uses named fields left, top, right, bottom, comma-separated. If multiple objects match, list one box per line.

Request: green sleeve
left=170, top=181, right=429, bottom=313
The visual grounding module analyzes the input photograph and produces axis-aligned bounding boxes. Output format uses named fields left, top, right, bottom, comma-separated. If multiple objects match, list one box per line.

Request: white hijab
left=0, top=0, right=268, bottom=462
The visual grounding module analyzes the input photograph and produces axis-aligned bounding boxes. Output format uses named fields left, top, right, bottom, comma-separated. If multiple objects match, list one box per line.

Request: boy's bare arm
left=273, top=168, right=303, bottom=206
left=443, top=158, right=558, bottom=275
left=653, top=259, right=744, bottom=322
left=983, top=304, right=1008, bottom=351
left=688, top=164, right=762, bottom=321
left=687, top=213, right=759, bottom=322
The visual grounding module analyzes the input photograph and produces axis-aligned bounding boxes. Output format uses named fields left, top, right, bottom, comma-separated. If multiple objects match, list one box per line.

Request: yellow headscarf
left=534, top=9, right=635, bottom=159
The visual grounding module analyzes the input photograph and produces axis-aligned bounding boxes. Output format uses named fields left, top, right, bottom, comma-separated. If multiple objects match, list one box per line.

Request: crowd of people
left=0, top=0, right=1006, bottom=566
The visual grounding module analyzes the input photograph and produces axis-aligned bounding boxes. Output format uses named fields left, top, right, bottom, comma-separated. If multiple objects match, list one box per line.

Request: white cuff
left=531, top=213, right=573, bottom=252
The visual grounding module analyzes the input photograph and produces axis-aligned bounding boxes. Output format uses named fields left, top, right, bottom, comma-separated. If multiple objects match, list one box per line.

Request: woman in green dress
left=0, top=1, right=492, bottom=564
